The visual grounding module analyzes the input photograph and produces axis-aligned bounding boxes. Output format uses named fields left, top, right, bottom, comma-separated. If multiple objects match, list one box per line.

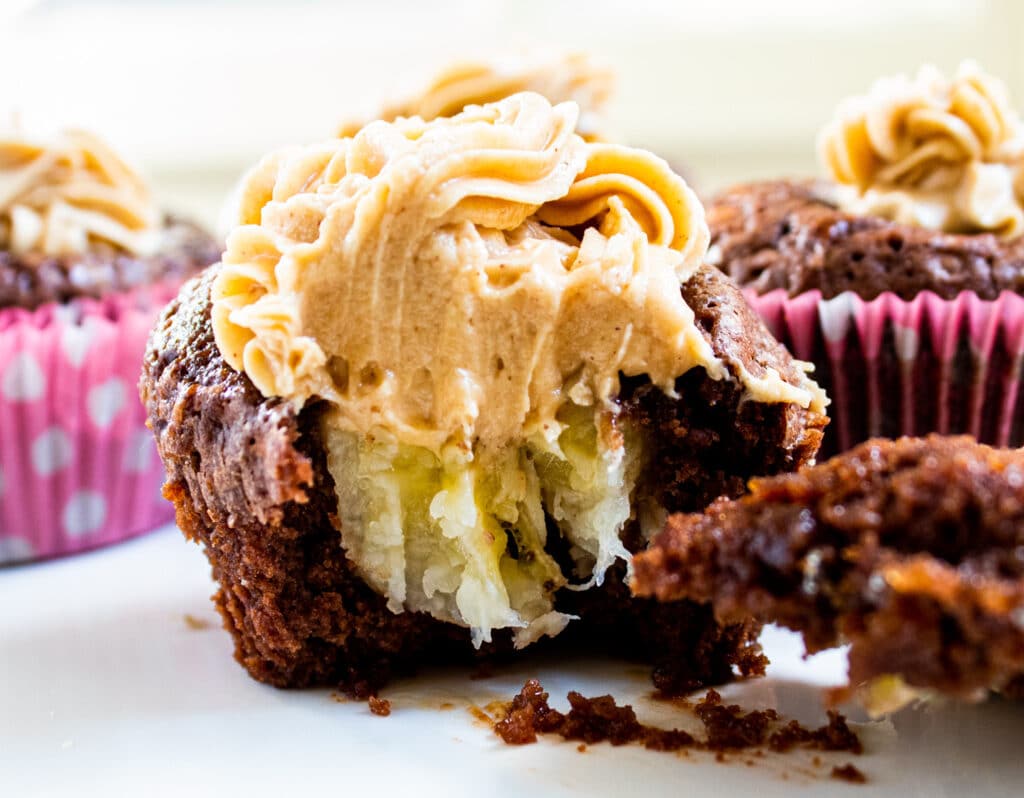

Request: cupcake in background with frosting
left=337, top=51, right=614, bottom=140
left=0, top=123, right=219, bottom=564
left=705, top=61, right=1024, bottom=454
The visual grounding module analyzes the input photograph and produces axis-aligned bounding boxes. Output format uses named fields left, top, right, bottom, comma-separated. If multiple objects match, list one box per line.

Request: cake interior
left=325, top=401, right=654, bottom=648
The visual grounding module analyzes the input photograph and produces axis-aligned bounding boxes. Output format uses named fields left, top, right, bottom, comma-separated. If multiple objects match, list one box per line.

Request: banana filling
left=327, top=402, right=645, bottom=647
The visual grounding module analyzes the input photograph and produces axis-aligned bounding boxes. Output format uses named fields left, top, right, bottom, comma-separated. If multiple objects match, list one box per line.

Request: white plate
left=2, top=526, right=1021, bottom=797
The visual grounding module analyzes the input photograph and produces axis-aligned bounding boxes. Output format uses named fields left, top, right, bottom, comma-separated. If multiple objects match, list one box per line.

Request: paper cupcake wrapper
left=746, top=288, right=1024, bottom=457
left=0, top=283, right=181, bottom=564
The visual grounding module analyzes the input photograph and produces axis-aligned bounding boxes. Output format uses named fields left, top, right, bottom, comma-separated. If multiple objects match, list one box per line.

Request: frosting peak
left=338, top=52, right=614, bottom=141
left=0, top=128, right=159, bottom=256
left=819, top=62, right=1024, bottom=237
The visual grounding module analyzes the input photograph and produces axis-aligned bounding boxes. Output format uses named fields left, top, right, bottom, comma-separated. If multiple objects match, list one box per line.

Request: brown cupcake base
left=141, top=267, right=825, bottom=695
left=1, top=216, right=221, bottom=312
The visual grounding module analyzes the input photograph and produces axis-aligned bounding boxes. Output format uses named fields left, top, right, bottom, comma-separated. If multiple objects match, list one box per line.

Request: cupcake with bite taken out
left=142, top=92, right=828, bottom=695
left=707, top=62, right=1024, bottom=454
left=0, top=125, right=219, bottom=563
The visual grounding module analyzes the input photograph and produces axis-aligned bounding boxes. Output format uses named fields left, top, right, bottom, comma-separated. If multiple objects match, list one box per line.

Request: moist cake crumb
left=368, top=696, right=391, bottom=717
left=632, top=435, right=1024, bottom=701
left=142, top=267, right=824, bottom=696
left=831, top=763, right=867, bottom=784
left=492, top=679, right=862, bottom=761
left=768, top=713, right=862, bottom=754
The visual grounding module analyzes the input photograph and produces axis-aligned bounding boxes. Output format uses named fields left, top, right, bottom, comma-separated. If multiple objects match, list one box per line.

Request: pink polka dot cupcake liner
left=0, top=282, right=182, bottom=564
left=747, top=288, right=1024, bottom=457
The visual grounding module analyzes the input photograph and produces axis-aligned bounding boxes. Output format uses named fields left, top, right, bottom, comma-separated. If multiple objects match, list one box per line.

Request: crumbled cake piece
left=141, top=263, right=824, bottom=694
left=492, top=679, right=862, bottom=759
left=633, top=435, right=1024, bottom=702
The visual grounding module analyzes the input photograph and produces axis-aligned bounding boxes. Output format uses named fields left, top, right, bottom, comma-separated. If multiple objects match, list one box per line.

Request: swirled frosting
left=213, top=93, right=823, bottom=645
left=0, top=128, right=159, bottom=256
left=338, top=52, right=613, bottom=141
left=214, top=92, right=734, bottom=451
left=819, top=62, right=1024, bottom=237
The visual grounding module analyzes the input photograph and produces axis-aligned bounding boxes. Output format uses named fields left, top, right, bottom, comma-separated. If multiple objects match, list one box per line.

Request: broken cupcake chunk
left=632, top=435, right=1024, bottom=709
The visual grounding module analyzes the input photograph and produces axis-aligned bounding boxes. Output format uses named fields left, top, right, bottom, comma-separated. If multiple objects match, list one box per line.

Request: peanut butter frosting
left=338, top=52, right=613, bottom=141
left=0, top=127, right=159, bottom=256
left=212, top=92, right=824, bottom=645
left=215, top=92, right=824, bottom=451
left=819, top=61, right=1024, bottom=237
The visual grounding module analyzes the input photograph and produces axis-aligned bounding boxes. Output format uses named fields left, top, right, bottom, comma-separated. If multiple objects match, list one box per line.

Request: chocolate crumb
left=577, top=743, right=587, bottom=753
left=368, top=696, right=391, bottom=717
left=831, top=763, right=867, bottom=784
left=492, top=679, right=862, bottom=762
left=694, top=689, right=776, bottom=749
left=769, top=711, right=863, bottom=754
left=183, top=613, right=212, bottom=630
left=493, top=679, right=565, bottom=744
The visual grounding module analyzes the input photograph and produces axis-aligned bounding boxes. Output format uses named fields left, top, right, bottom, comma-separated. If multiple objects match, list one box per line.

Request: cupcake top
left=820, top=61, right=1024, bottom=238
left=215, top=91, right=824, bottom=455
left=210, top=91, right=825, bottom=645
left=707, top=62, right=1024, bottom=300
left=337, top=52, right=613, bottom=140
left=0, top=125, right=219, bottom=310
left=0, top=127, right=159, bottom=256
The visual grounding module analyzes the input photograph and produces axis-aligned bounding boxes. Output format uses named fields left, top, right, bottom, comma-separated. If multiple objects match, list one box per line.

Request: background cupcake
left=336, top=51, right=614, bottom=140
left=706, top=62, right=1024, bottom=455
left=0, top=125, right=219, bottom=564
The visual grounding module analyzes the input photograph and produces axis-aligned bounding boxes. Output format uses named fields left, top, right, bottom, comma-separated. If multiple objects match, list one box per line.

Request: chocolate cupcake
left=707, top=62, right=1024, bottom=454
left=142, top=93, right=827, bottom=694
left=0, top=126, right=218, bottom=563
left=633, top=435, right=1024, bottom=711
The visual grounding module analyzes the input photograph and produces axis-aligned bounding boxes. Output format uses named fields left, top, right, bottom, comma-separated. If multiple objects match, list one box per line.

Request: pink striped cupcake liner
left=0, top=282, right=181, bottom=564
left=747, top=288, right=1024, bottom=457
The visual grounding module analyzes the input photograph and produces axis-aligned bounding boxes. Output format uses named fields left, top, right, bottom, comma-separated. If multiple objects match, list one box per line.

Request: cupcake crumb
left=183, top=613, right=212, bottom=630
left=831, top=763, right=867, bottom=784
left=368, top=696, right=391, bottom=717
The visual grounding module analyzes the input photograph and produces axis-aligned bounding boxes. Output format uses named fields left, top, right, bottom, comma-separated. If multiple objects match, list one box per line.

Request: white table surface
left=2, top=525, right=1021, bottom=797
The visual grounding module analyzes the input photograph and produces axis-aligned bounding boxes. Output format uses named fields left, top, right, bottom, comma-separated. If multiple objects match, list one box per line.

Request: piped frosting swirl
left=214, top=92, right=791, bottom=455
left=0, top=128, right=159, bottom=256
left=819, top=62, right=1024, bottom=237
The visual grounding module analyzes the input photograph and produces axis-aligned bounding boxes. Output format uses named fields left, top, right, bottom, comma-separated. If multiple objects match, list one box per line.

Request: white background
left=1, top=0, right=1022, bottom=224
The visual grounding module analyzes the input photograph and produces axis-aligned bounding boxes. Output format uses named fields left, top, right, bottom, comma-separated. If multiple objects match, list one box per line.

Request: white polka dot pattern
left=62, top=491, right=108, bottom=537
left=60, top=321, right=96, bottom=367
left=0, top=282, right=181, bottom=561
left=1, top=352, right=46, bottom=402
left=87, top=378, right=127, bottom=429
left=0, top=535, right=36, bottom=564
left=31, top=427, right=74, bottom=476
left=123, top=428, right=156, bottom=473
